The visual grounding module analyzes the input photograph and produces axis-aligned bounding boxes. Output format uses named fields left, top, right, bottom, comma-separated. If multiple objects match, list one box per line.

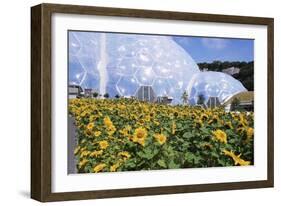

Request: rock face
left=186, top=71, right=247, bottom=105
left=68, top=32, right=200, bottom=104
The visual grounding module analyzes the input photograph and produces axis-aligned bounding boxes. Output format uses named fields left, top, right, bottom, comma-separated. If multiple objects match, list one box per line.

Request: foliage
left=103, top=93, right=110, bottom=98
left=231, top=97, right=241, bottom=111
left=181, top=91, right=188, bottom=105
left=92, top=92, right=99, bottom=98
left=233, top=62, right=254, bottom=91
left=197, top=94, right=205, bottom=105
left=69, top=98, right=254, bottom=173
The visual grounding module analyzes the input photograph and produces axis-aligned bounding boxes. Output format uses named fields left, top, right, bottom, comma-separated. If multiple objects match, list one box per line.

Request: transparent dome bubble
left=187, top=71, right=247, bottom=105
left=69, top=32, right=200, bottom=103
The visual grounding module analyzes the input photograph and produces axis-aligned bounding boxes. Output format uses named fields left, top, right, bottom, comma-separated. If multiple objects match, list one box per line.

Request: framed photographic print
left=31, top=3, right=274, bottom=202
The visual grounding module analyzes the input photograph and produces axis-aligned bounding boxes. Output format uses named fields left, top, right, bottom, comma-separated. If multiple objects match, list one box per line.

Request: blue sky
left=173, top=36, right=254, bottom=63
left=69, top=31, right=254, bottom=64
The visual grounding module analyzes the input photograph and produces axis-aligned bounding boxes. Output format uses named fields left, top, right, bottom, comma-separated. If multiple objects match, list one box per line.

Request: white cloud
left=201, top=38, right=227, bottom=49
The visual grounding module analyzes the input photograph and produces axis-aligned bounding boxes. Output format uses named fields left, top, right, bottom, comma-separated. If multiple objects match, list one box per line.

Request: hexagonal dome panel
left=116, top=58, right=138, bottom=75
left=81, top=73, right=100, bottom=90
left=68, top=55, right=85, bottom=85
left=77, top=54, right=98, bottom=74
left=168, top=87, right=184, bottom=104
left=136, top=48, right=154, bottom=67
left=106, top=73, right=121, bottom=97
left=187, top=71, right=247, bottom=105
left=135, top=66, right=156, bottom=86
left=116, top=76, right=139, bottom=96
left=152, top=63, right=171, bottom=78
left=116, top=44, right=136, bottom=58
left=152, top=78, right=170, bottom=96
left=69, top=33, right=81, bottom=55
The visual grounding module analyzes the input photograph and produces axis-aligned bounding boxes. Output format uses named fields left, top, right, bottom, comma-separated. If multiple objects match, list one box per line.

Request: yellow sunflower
left=80, top=150, right=91, bottom=158
left=110, top=163, right=120, bottom=172
left=86, top=122, right=94, bottom=130
left=200, top=114, right=209, bottom=121
left=78, top=158, right=89, bottom=169
left=246, top=127, right=254, bottom=139
left=194, top=119, right=203, bottom=128
left=118, top=151, right=131, bottom=159
left=107, top=125, right=116, bottom=136
left=120, top=125, right=131, bottom=137
left=212, top=129, right=227, bottom=144
left=132, top=127, right=148, bottom=146
left=208, top=115, right=219, bottom=124
left=225, top=121, right=233, bottom=129
left=99, top=140, right=109, bottom=149
left=223, top=149, right=251, bottom=166
left=154, top=133, right=167, bottom=145
left=94, top=131, right=101, bottom=137
left=89, top=150, right=103, bottom=157
left=103, top=116, right=113, bottom=128
left=92, top=163, right=106, bottom=173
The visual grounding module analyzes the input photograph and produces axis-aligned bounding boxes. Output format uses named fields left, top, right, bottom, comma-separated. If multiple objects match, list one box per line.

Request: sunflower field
left=69, top=98, right=254, bottom=173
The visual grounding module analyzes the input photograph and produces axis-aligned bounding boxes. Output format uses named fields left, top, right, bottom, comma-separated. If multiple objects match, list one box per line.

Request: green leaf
left=137, top=147, right=157, bottom=160
left=217, top=159, right=226, bottom=166
left=210, top=151, right=220, bottom=158
left=228, top=138, right=236, bottom=144
left=182, top=142, right=190, bottom=149
left=84, top=165, right=92, bottom=173
left=124, top=160, right=136, bottom=168
left=177, top=123, right=183, bottom=129
left=167, top=160, right=180, bottom=169
left=157, top=159, right=167, bottom=168
left=184, top=152, right=202, bottom=165
left=135, top=161, right=144, bottom=168
left=200, top=127, right=210, bottom=135
left=183, top=132, right=193, bottom=139
left=87, top=144, right=94, bottom=151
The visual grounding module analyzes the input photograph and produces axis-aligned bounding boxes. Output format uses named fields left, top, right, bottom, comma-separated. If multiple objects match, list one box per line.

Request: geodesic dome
left=69, top=31, right=200, bottom=104
left=187, top=71, right=247, bottom=105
